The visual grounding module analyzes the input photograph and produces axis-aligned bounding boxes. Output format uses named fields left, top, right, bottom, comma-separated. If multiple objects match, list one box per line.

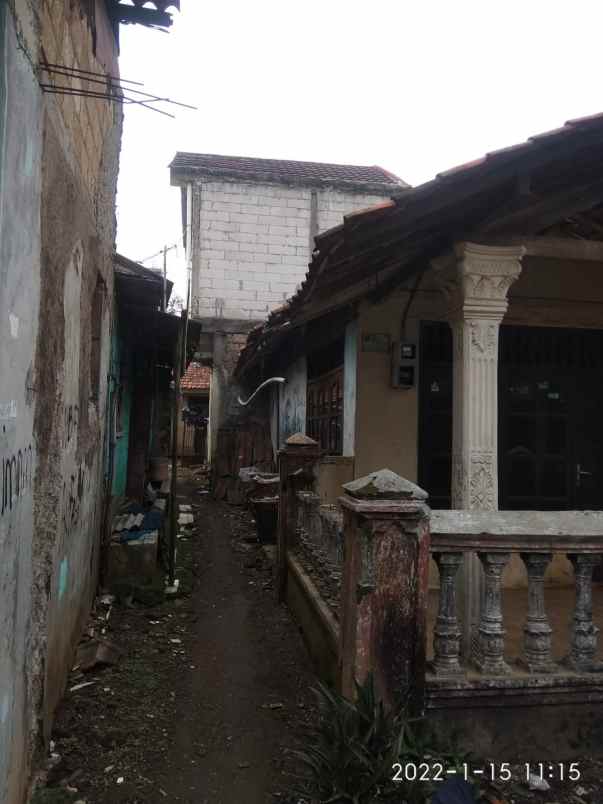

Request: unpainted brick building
left=170, top=154, right=406, bottom=461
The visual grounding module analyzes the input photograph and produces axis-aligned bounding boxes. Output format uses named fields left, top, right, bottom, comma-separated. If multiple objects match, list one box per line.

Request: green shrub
left=293, top=674, right=470, bottom=804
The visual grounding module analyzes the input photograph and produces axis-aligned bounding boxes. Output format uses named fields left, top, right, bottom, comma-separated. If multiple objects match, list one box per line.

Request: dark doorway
left=418, top=322, right=603, bottom=512
left=499, top=326, right=603, bottom=511
left=418, top=322, right=453, bottom=509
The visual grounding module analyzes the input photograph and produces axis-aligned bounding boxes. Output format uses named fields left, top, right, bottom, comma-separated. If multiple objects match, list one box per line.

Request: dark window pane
left=541, top=460, right=567, bottom=497
left=545, top=417, right=567, bottom=455
left=508, top=456, right=536, bottom=496
left=507, top=416, right=537, bottom=453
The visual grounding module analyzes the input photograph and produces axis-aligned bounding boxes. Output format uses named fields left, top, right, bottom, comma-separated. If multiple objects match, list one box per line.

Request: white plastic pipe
left=238, top=376, right=286, bottom=407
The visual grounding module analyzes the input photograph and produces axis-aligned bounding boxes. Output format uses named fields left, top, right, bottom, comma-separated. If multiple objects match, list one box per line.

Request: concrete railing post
left=338, top=469, right=430, bottom=713
left=277, top=433, right=321, bottom=602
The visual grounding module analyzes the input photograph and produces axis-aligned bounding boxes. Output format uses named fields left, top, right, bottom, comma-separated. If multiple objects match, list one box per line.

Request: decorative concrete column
left=567, top=554, right=601, bottom=671
left=277, top=433, right=321, bottom=602
left=474, top=552, right=510, bottom=674
left=432, top=552, right=464, bottom=676
left=435, top=243, right=525, bottom=654
left=338, top=469, right=430, bottom=713
left=521, top=552, right=554, bottom=673
left=437, top=243, right=525, bottom=510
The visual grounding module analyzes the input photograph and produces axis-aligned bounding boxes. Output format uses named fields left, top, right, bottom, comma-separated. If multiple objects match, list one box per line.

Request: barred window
left=306, top=367, right=343, bottom=455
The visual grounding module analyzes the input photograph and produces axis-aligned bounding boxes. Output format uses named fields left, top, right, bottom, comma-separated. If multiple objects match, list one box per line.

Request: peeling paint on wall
left=9, top=312, right=18, bottom=338
left=0, top=400, right=17, bottom=418
left=58, top=558, right=68, bottom=601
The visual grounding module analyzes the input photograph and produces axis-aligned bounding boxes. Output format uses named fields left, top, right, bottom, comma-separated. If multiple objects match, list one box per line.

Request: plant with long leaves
left=292, top=674, right=472, bottom=804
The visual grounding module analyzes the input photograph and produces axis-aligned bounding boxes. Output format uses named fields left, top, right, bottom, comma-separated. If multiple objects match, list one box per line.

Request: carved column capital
left=435, top=242, right=525, bottom=322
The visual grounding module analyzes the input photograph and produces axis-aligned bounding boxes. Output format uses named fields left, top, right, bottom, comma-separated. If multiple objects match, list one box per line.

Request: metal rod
left=42, top=64, right=197, bottom=109
left=40, top=86, right=177, bottom=117
left=40, top=61, right=144, bottom=86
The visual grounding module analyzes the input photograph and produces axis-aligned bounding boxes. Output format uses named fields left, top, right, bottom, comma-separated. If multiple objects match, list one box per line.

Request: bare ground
left=36, top=470, right=317, bottom=804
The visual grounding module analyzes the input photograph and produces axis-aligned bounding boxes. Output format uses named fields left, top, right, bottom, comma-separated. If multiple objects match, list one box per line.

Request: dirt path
left=40, top=472, right=316, bottom=804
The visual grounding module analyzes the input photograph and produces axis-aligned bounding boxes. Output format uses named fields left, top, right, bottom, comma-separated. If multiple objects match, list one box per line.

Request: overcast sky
left=115, top=0, right=603, bottom=298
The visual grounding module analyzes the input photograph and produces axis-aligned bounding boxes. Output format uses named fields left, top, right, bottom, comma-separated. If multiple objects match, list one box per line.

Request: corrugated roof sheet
left=181, top=362, right=211, bottom=392
left=170, top=152, right=407, bottom=189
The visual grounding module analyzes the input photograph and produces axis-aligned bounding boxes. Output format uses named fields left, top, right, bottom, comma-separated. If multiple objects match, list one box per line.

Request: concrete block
left=264, top=252, right=283, bottom=264
left=231, top=212, right=258, bottom=225
left=265, top=234, right=287, bottom=247
left=269, top=244, right=295, bottom=256
left=211, top=201, right=242, bottom=214
left=286, top=196, right=310, bottom=208
left=240, top=222, right=269, bottom=235
left=269, top=224, right=296, bottom=237
left=202, top=249, right=225, bottom=261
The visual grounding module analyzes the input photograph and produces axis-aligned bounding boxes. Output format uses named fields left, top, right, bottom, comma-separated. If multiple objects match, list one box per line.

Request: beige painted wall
left=317, top=457, right=354, bottom=504
left=354, top=282, right=444, bottom=482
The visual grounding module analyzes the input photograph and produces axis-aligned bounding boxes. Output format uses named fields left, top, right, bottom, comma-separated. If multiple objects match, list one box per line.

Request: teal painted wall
left=110, top=327, right=133, bottom=498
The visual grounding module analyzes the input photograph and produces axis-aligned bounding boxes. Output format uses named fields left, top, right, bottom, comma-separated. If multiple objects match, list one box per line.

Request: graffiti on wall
left=1, top=445, right=33, bottom=517
left=61, top=404, right=79, bottom=449
left=61, top=463, right=88, bottom=533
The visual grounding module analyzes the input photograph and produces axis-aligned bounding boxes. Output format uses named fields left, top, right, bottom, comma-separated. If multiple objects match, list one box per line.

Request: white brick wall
left=192, top=179, right=390, bottom=321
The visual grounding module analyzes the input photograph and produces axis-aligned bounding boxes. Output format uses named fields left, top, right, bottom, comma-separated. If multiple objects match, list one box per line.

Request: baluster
left=433, top=552, right=464, bottom=676
left=473, top=552, right=510, bottom=674
left=520, top=552, right=554, bottom=673
left=567, top=554, right=601, bottom=671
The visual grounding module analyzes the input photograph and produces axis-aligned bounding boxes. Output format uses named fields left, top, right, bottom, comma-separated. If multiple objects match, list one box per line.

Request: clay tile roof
left=181, top=362, right=211, bottom=392
left=235, top=112, right=603, bottom=381
left=170, top=152, right=408, bottom=190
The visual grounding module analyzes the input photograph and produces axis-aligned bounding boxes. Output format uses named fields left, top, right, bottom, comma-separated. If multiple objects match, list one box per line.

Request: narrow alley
left=41, top=469, right=317, bottom=804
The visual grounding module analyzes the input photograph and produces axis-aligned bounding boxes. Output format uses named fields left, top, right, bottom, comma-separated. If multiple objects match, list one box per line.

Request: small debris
left=100, top=594, right=115, bottom=606
left=69, top=681, right=96, bottom=693
left=116, top=776, right=125, bottom=785
left=75, top=638, right=121, bottom=671
left=528, top=774, right=551, bottom=792
left=575, top=787, right=589, bottom=798
left=238, top=761, right=251, bottom=769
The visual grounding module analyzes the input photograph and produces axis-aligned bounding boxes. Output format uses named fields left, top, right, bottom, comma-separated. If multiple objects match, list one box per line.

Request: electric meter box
left=391, top=341, right=417, bottom=389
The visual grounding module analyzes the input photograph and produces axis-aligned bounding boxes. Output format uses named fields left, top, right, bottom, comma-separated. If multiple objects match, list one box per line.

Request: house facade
left=236, top=115, right=603, bottom=580
left=234, top=116, right=603, bottom=748
left=169, top=153, right=406, bottom=461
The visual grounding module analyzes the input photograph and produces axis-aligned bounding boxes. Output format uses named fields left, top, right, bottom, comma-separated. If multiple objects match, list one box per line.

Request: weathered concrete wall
left=208, top=332, right=247, bottom=461
left=33, top=0, right=122, bottom=746
left=0, top=2, right=122, bottom=800
left=191, top=179, right=390, bottom=321
left=0, top=5, right=42, bottom=800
